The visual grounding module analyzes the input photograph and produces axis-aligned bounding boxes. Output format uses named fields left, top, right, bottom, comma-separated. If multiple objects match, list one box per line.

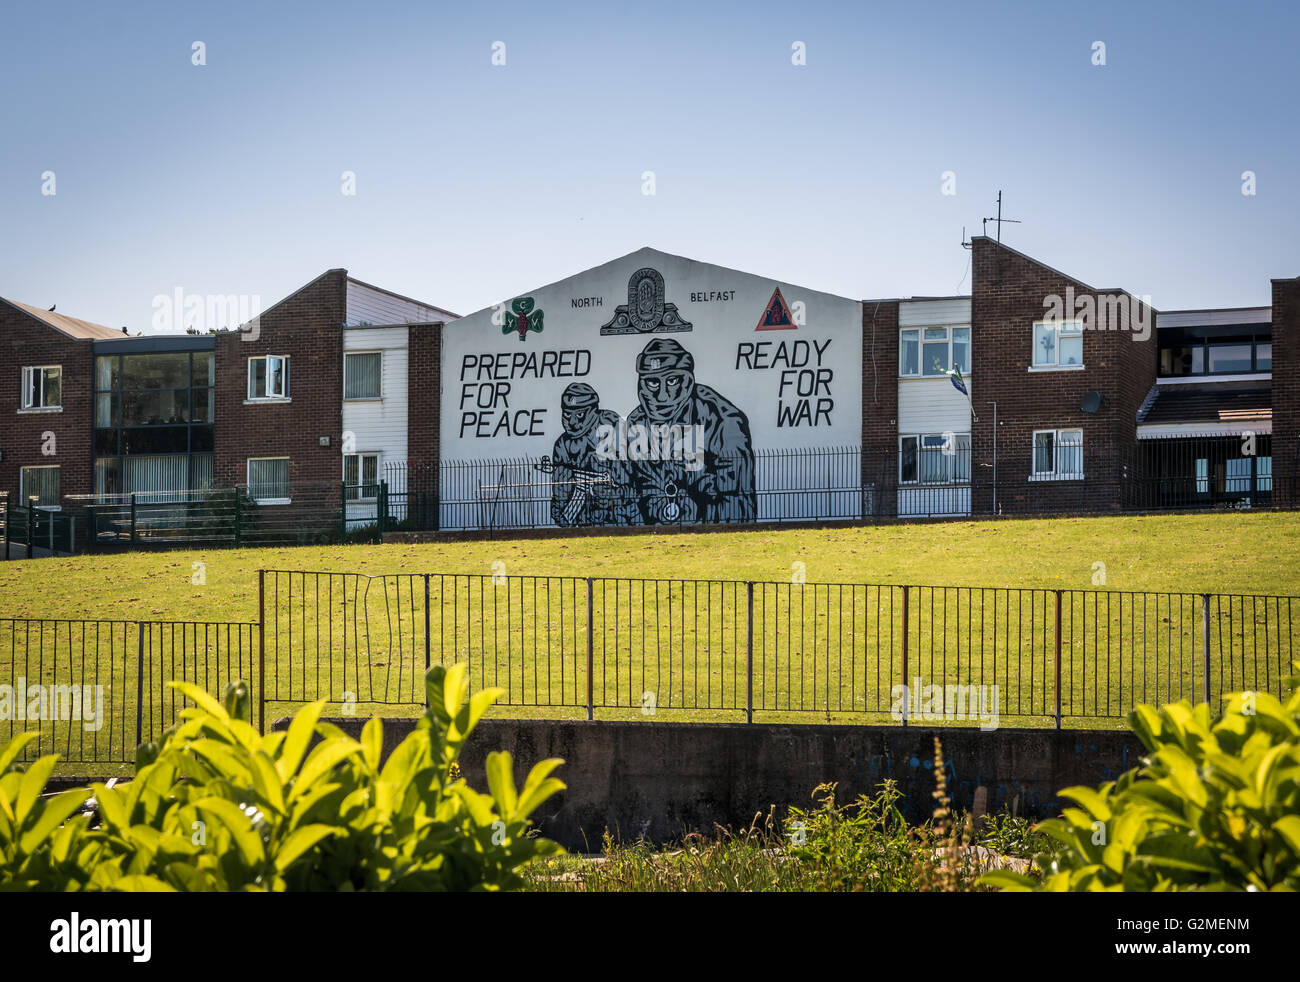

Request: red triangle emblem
left=755, top=287, right=796, bottom=331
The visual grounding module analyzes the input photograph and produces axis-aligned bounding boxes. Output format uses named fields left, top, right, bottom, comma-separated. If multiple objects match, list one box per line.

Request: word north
left=0, top=678, right=104, bottom=731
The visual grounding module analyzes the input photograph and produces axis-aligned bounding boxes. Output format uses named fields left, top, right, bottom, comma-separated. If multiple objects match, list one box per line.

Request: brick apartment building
left=1, top=238, right=1295, bottom=546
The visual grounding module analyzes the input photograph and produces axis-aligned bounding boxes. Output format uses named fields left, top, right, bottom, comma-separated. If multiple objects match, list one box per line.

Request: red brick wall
left=970, top=237, right=1156, bottom=514
left=0, top=303, right=95, bottom=507
left=406, top=321, right=442, bottom=485
left=1273, top=277, right=1300, bottom=505
left=861, top=300, right=900, bottom=513
left=213, top=269, right=347, bottom=489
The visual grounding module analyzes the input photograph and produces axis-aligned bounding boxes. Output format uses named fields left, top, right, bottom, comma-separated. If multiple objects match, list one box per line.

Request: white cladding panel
left=342, top=325, right=409, bottom=465
left=899, top=298, right=971, bottom=328
left=438, top=247, right=863, bottom=527
left=898, top=377, right=973, bottom=434
left=346, top=280, right=454, bottom=327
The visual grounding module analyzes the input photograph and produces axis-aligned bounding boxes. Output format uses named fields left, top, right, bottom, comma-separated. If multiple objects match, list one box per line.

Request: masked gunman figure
left=546, top=383, right=634, bottom=527
left=625, top=338, right=756, bottom=525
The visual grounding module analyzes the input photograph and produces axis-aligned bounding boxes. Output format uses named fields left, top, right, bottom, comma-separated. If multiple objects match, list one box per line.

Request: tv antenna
left=981, top=190, right=1021, bottom=243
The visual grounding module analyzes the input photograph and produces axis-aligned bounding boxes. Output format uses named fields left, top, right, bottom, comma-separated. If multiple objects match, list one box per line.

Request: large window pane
left=922, top=341, right=948, bottom=376
left=1208, top=344, right=1252, bottom=374
left=122, top=388, right=189, bottom=426
left=120, top=426, right=189, bottom=455
left=952, top=328, right=970, bottom=374
left=1255, top=342, right=1271, bottom=371
left=192, top=386, right=212, bottom=423
left=1058, top=335, right=1083, bottom=366
left=900, top=437, right=918, bottom=483
left=248, top=458, right=290, bottom=501
left=122, top=352, right=190, bottom=389
left=20, top=466, right=60, bottom=508
left=1225, top=457, right=1251, bottom=493
left=1258, top=456, right=1273, bottom=491
left=95, top=457, right=121, bottom=496
left=1033, top=432, right=1054, bottom=474
left=123, top=455, right=190, bottom=496
left=344, top=352, right=382, bottom=399
left=900, top=331, right=919, bottom=375
left=920, top=435, right=946, bottom=483
left=96, top=356, right=118, bottom=391
left=1057, top=431, right=1083, bottom=475
left=1033, top=324, right=1056, bottom=366
left=249, top=358, right=267, bottom=398
left=95, top=393, right=118, bottom=427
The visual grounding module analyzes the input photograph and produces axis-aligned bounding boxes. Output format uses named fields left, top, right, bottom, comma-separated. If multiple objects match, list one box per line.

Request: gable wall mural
left=438, top=248, right=863, bottom=528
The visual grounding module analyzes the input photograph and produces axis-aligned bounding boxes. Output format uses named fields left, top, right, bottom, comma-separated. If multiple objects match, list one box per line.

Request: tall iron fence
left=0, top=618, right=258, bottom=765
left=3, top=571, right=1295, bottom=766
left=261, top=570, right=1298, bottom=728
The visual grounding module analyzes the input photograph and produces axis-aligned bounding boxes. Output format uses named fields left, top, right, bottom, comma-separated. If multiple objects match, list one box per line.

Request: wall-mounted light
left=319, top=436, right=331, bottom=447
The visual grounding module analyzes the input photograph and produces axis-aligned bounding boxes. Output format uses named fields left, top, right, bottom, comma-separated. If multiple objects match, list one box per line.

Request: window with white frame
left=1032, top=320, right=1084, bottom=368
left=20, top=366, right=62, bottom=409
left=343, top=351, right=382, bottom=400
left=20, top=465, right=61, bottom=509
left=1031, top=429, right=1084, bottom=479
left=344, top=452, right=380, bottom=501
left=247, top=457, right=290, bottom=504
left=900, top=327, right=971, bottom=377
left=248, top=355, right=290, bottom=400
left=899, top=433, right=971, bottom=484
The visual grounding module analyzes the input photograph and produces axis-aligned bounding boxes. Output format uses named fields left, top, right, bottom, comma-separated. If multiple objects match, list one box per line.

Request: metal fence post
left=377, top=481, right=387, bottom=541
left=746, top=581, right=754, bottom=724
left=258, top=569, right=266, bottom=735
left=129, top=492, right=137, bottom=545
left=233, top=487, right=241, bottom=546
left=1201, top=593, right=1211, bottom=706
left=339, top=482, right=347, bottom=542
left=135, top=621, right=145, bottom=749
left=900, top=585, right=909, bottom=726
left=1054, top=590, right=1063, bottom=731
left=585, top=577, right=594, bottom=721
left=423, top=573, right=431, bottom=681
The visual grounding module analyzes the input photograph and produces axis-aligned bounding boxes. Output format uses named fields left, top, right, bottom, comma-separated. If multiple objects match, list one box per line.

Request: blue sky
left=1, top=0, right=1296, bottom=330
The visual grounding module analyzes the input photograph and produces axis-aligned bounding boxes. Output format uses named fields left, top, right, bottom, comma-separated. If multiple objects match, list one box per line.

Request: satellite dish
left=1080, top=391, right=1102, bottom=414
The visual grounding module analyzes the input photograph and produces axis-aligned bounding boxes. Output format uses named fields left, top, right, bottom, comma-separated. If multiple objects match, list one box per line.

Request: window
left=247, top=457, right=290, bottom=504
left=20, top=465, right=61, bottom=509
left=899, top=433, right=970, bottom=484
left=248, top=355, right=290, bottom=400
left=1207, top=344, right=1253, bottom=374
left=1031, top=429, right=1084, bottom=479
left=344, top=352, right=382, bottom=400
left=344, top=453, right=380, bottom=500
left=1158, top=334, right=1270, bottom=376
left=900, top=327, right=970, bottom=377
left=20, top=366, right=62, bottom=409
left=1033, top=320, right=1083, bottom=368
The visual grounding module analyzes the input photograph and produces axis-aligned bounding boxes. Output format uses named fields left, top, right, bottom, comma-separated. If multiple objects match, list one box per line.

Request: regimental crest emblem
left=503, top=296, right=543, bottom=341
left=599, top=267, right=693, bottom=336
left=755, top=287, right=796, bottom=331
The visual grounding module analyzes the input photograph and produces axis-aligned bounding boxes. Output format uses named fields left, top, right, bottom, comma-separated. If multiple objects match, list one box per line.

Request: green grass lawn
left=3, top=511, right=1299, bottom=623
left=2, top=511, right=1298, bottom=772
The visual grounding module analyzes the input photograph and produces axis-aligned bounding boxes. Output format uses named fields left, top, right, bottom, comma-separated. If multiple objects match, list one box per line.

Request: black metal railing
left=261, top=570, right=1298, bottom=728
left=0, top=618, right=258, bottom=765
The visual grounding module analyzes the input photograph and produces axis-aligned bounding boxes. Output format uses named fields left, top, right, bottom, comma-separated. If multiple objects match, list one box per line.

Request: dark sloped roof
left=1142, top=387, right=1271, bottom=425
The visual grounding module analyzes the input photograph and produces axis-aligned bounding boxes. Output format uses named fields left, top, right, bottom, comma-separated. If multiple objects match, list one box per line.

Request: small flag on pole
left=948, top=366, right=968, bottom=396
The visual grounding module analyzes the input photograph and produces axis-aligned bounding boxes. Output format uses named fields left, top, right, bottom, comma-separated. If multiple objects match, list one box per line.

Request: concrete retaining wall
left=307, top=717, right=1146, bottom=852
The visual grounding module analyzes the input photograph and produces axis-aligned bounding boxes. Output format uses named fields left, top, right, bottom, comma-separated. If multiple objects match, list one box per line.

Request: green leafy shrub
left=982, top=675, right=1300, bottom=892
left=0, top=664, right=564, bottom=891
